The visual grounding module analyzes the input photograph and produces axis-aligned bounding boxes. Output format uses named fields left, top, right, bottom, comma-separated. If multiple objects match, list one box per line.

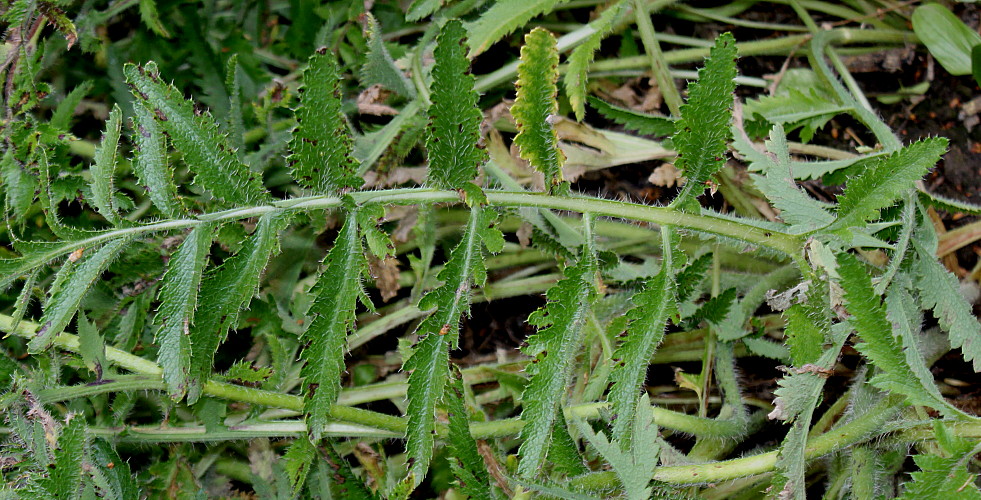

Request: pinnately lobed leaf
left=90, top=104, right=123, bottom=226
left=444, top=371, right=494, bottom=499
left=466, top=0, right=571, bottom=57
left=154, top=223, right=216, bottom=399
left=187, top=212, right=291, bottom=403
left=35, top=415, right=87, bottom=499
left=750, top=124, right=835, bottom=232
left=288, top=48, right=363, bottom=194
left=361, top=14, right=415, bottom=98
left=587, top=96, right=675, bottom=137
left=518, top=250, right=596, bottom=477
left=836, top=253, right=963, bottom=417
left=830, top=137, right=947, bottom=231
left=512, top=28, right=567, bottom=194
left=426, top=19, right=486, bottom=191
left=29, top=237, right=132, bottom=353
left=607, top=256, right=676, bottom=450
left=404, top=204, right=503, bottom=488
left=299, top=207, right=368, bottom=439
left=130, top=103, right=183, bottom=219
left=124, top=61, right=269, bottom=206
left=669, top=32, right=737, bottom=211
left=565, top=1, right=629, bottom=121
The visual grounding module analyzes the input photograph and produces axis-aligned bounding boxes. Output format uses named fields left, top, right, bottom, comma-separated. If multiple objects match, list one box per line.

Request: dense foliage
left=1, top=0, right=980, bottom=498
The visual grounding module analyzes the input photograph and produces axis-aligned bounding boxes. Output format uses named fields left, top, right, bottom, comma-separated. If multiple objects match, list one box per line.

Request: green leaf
left=90, top=104, right=123, bottom=225
left=512, top=28, right=567, bottom=194
left=36, top=415, right=86, bottom=499
left=749, top=125, right=834, bottom=232
left=830, top=138, right=947, bottom=232
left=319, top=440, right=379, bottom=499
left=973, top=44, right=981, bottom=87
left=837, top=253, right=962, bottom=416
left=77, top=311, right=110, bottom=380
left=607, top=258, right=675, bottom=449
left=912, top=3, right=981, bottom=76
left=288, top=49, right=362, bottom=194
left=299, top=208, right=368, bottom=438
left=466, top=0, right=571, bottom=57
left=546, top=410, right=587, bottom=476
left=784, top=303, right=825, bottom=366
left=770, top=321, right=848, bottom=500
left=89, top=439, right=138, bottom=500
left=900, top=424, right=981, bottom=500
left=426, top=19, right=485, bottom=191
left=29, top=237, right=131, bottom=353
left=587, top=96, right=675, bottom=137
left=38, top=3, right=77, bottom=49
left=50, top=81, right=92, bottom=131
left=188, top=212, right=291, bottom=403
left=565, top=2, right=629, bottom=121
left=572, top=396, right=660, bottom=499
left=744, top=89, right=846, bottom=144
left=224, top=360, right=273, bottom=384
left=885, top=279, right=967, bottom=418
left=407, top=0, right=442, bottom=21
left=138, top=0, right=171, bottom=38
left=518, top=250, right=596, bottom=477
left=130, top=103, right=183, bottom=219
left=405, top=205, right=502, bottom=487
left=675, top=252, right=709, bottom=303
left=124, top=61, right=269, bottom=206
left=913, top=232, right=981, bottom=372
left=669, top=32, right=737, bottom=211
left=444, top=371, right=494, bottom=499
left=284, top=437, right=317, bottom=495
left=154, top=223, right=216, bottom=400
left=225, top=55, right=246, bottom=157
left=361, top=14, right=414, bottom=98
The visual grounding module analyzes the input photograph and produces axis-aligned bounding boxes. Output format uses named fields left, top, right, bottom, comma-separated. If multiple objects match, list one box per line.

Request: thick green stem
left=3, top=188, right=803, bottom=283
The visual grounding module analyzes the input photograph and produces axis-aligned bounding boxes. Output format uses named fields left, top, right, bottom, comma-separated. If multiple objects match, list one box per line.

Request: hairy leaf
left=444, top=372, right=494, bottom=499
left=913, top=237, right=981, bottom=372
left=188, top=212, right=291, bottom=403
left=512, top=28, right=567, bottom=194
left=299, top=209, right=368, bottom=438
left=319, top=440, right=379, bottom=499
left=288, top=48, right=362, bottom=194
left=405, top=205, right=502, bottom=487
left=35, top=415, right=86, bottom=499
left=466, top=0, right=571, bottom=57
left=407, top=0, right=442, bottom=21
left=138, top=0, right=171, bottom=38
left=837, top=253, right=961, bottom=416
left=573, top=396, right=660, bottom=499
left=784, top=303, right=825, bottom=366
left=607, top=257, right=675, bottom=449
left=830, top=138, right=947, bottom=231
left=29, top=237, right=131, bottom=353
left=124, top=61, right=269, bottom=206
left=90, top=104, right=123, bottom=225
left=50, top=81, right=93, bottom=131
left=426, top=19, right=485, bottom=191
left=771, top=320, right=848, bottom=499
left=749, top=125, right=834, bottom=232
left=130, top=103, right=183, bottom=218
left=154, top=223, right=215, bottom=399
left=89, top=439, right=138, bottom=499
left=361, top=14, right=414, bottom=97
left=518, top=251, right=596, bottom=477
left=565, top=2, right=629, bottom=121
left=587, top=96, right=675, bottom=137
left=77, top=311, right=109, bottom=379
left=669, top=32, right=737, bottom=211
left=284, top=437, right=317, bottom=494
